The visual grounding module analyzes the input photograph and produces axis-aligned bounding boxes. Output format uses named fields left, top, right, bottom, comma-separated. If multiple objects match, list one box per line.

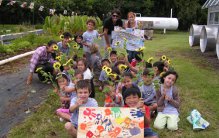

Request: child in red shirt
left=123, top=87, right=158, bottom=138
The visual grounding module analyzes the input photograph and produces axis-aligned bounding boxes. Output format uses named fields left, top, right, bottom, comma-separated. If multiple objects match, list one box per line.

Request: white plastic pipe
left=200, top=25, right=219, bottom=53
left=189, top=24, right=204, bottom=47
left=135, top=17, right=178, bottom=30
left=0, top=51, right=34, bottom=66
left=216, top=33, right=219, bottom=59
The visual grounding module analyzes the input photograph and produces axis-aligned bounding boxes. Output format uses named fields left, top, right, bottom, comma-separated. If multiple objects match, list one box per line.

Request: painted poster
left=77, top=107, right=144, bottom=138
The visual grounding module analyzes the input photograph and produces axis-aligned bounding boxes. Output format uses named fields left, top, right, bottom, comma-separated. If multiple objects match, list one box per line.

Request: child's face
left=164, top=74, right=176, bottom=87
left=74, top=74, right=83, bottom=83
left=76, top=37, right=82, bottom=43
left=63, top=37, right=71, bottom=45
left=58, top=77, right=68, bottom=87
left=123, top=76, right=132, bottom=88
left=77, top=61, right=86, bottom=72
left=128, top=15, right=135, bottom=22
left=125, top=94, right=140, bottom=107
left=87, top=22, right=94, bottom=31
left=153, top=66, right=159, bottom=75
left=102, top=61, right=110, bottom=67
left=110, top=54, right=117, bottom=63
left=77, top=88, right=90, bottom=103
left=142, top=75, right=153, bottom=85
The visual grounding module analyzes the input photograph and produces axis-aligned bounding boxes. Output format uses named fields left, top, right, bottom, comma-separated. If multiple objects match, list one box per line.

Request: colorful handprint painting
left=77, top=107, right=144, bottom=138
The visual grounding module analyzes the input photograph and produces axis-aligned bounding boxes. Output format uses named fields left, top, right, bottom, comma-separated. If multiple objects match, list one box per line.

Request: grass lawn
left=8, top=31, right=219, bottom=138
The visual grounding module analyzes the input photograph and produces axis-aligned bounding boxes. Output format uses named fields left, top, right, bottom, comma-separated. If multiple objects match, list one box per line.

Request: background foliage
left=0, top=0, right=207, bottom=30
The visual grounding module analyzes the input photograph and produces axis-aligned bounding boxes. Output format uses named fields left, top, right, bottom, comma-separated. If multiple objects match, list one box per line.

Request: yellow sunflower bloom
left=135, top=47, right=145, bottom=52
left=115, top=41, right=120, bottom=46
left=119, top=64, right=127, bottom=71
left=73, top=44, right=80, bottom=50
left=53, top=62, right=61, bottom=70
left=53, top=45, right=58, bottom=51
left=167, top=59, right=171, bottom=65
left=102, top=65, right=107, bottom=71
left=35, top=67, right=43, bottom=72
left=56, top=56, right=61, bottom=61
left=147, top=57, right=153, bottom=63
left=161, top=55, right=167, bottom=61
left=60, top=35, right=64, bottom=40
left=108, top=73, right=117, bottom=79
left=105, top=67, right=112, bottom=74
left=160, top=71, right=166, bottom=77
left=107, top=47, right=112, bottom=52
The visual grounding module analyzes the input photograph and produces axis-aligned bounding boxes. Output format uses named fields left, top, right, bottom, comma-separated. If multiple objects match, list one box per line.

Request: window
left=209, top=12, right=214, bottom=24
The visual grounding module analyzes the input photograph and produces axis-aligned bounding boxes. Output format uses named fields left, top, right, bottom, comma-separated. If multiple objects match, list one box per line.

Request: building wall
left=208, top=5, right=219, bottom=25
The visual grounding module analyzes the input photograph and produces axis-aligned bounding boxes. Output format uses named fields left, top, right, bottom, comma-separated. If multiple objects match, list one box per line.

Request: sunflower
left=56, top=56, right=61, bottom=61
left=167, top=59, right=171, bottom=65
left=107, top=47, right=112, bottom=52
left=73, top=44, right=80, bottom=50
left=147, top=57, right=153, bottom=63
left=53, top=45, right=58, bottom=51
left=160, top=71, right=166, bottom=77
left=115, top=41, right=120, bottom=46
left=119, top=64, right=127, bottom=71
left=135, top=47, right=145, bottom=52
left=108, top=73, right=117, bottom=79
left=53, top=62, right=61, bottom=70
left=161, top=55, right=167, bottom=61
left=60, top=35, right=64, bottom=40
left=35, top=67, right=43, bottom=72
left=102, top=65, right=107, bottom=71
left=105, top=67, right=112, bottom=74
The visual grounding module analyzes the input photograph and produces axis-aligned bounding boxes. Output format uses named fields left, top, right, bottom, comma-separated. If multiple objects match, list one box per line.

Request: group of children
left=36, top=18, right=180, bottom=138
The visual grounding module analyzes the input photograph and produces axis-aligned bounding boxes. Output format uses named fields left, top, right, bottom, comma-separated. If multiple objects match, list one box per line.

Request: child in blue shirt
left=65, top=80, right=98, bottom=137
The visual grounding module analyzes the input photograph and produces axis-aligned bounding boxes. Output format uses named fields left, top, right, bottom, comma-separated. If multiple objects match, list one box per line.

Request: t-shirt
left=70, top=97, right=98, bottom=127
left=139, top=83, right=156, bottom=105
left=161, top=85, right=179, bottom=115
left=91, top=54, right=102, bottom=76
left=83, top=68, right=93, bottom=80
left=82, top=30, right=99, bottom=53
left=57, top=41, right=69, bottom=55
left=103, top=17, right=123, bottom=35
left=99, top=70, right=108, bottom=82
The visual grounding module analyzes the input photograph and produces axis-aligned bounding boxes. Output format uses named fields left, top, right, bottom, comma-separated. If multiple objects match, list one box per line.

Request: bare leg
left=65, top=122, right=77, bottom=137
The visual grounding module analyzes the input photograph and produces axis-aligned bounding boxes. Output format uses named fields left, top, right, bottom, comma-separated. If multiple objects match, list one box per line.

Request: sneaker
left=59, top=118, right=64, bottom=122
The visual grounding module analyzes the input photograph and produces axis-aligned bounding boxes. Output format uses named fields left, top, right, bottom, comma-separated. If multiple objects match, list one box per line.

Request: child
left=55, top=73, right=75, bottom=121
left=90, top=44, right=102, bottom=86
left=153, top=70, right=180, bottom=131
left=82, top=19, right=99, bottom=67
left=121, top=72, right=139, bottom=98
left=123, top=87, right=158, bottom=138
left=109, top=50, right=117, bottom=67
left=77, top=58, right=95, bottom=98
left=70, top=70, right=84, bottom=99
left=139, top=68, right=157, bottom=114
left=103, top=81, right=124, bottom=107
left=57, top=32, right=72, bottom=55
left=152, top=61, right=164, bottom=82
left=99, top=59, right=111, bottom=91
left=74, top=34, right=83, bottom=49
left=65, top=80, right=98, bottom=137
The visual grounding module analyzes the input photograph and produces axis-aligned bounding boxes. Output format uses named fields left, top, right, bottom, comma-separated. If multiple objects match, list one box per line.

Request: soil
left=0, top=55, right=51, bottom=137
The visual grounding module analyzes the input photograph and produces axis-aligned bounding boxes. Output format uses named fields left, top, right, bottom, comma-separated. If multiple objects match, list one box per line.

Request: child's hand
left=162, top=88, right=167, bottom=96
left=141, top=106, right=146, bottom=114
left=137, top=98, right=144, bottom=108
left=76, top=98, right=83, bottom=106
left=165, top=95, right=171, bottom=101
left=53, top=87, right=59, bottom=94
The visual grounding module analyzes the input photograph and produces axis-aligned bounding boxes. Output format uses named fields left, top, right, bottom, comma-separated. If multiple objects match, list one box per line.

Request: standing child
left=90, top=44, right=102, bottom=86
left=65, top=80, right=98, bottom=137
left=82, top=19, right=99, bottom=67
left=57, top=32, right=72, bottom=55
left=153, top=70, right=180, bottom=130
left=123, top=87, right=158, bottom=138
left=139, top=68, right=157, bottom=115
left=99, top=59, right=111, bottom=91
left=77, top=58, right=95, bottom=98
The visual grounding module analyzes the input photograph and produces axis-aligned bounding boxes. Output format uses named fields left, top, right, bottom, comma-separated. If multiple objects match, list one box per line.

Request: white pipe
left=0, top=51, right=34, bottom=66
left=200, top=25, right=219, bottom=53
left=216, top=33, right=219, bottom=59
left=170, top=8, right=173, bottom=18
left=189, top=24, right=204, bottom=47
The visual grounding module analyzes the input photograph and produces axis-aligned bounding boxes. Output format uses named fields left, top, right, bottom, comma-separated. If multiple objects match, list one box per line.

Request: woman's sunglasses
left=112, top=14, right=119, bottom=18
